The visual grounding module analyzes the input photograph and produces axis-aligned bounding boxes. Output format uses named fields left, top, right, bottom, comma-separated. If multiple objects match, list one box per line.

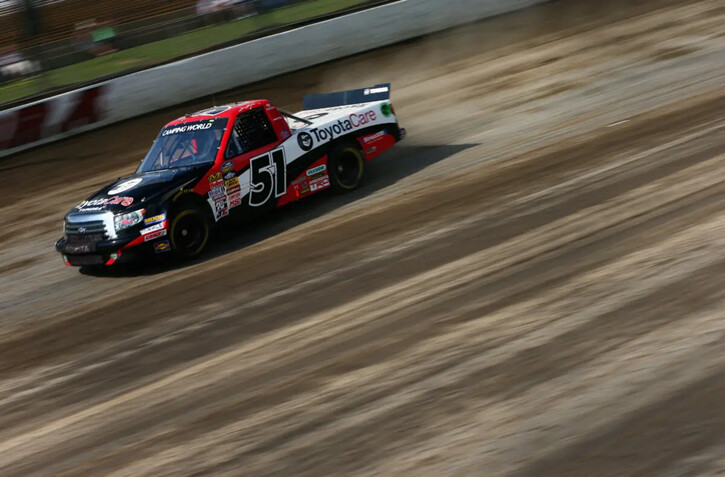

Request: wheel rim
left=335, top=149, right=362, bottom=188
left=172, top=211, right=207, bottom=255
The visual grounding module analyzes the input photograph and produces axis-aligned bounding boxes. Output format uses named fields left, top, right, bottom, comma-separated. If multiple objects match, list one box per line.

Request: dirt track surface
left=1, top=0, right=724, bottom=475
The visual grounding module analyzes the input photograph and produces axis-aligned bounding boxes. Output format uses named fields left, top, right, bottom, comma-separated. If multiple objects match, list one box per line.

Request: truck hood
left=70, top=166, right=207, bottom=215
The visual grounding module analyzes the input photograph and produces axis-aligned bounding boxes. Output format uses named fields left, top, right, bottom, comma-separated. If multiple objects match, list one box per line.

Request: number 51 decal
left=249, top=149, right=286, bottom=207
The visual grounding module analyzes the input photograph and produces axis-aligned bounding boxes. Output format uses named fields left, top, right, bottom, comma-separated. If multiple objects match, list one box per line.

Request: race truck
left=55, top=84, right=405, bottom=267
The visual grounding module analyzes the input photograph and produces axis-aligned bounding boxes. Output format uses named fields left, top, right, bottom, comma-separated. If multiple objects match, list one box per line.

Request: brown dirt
left=0, top=0, right=723, bottom=475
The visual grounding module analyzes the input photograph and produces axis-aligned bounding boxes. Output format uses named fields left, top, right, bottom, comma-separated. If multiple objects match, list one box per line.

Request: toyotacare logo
left=307, top=111, right=378, bottom=144
left=76, top=196, right=134, bottom=209
left=297, top=132, right=314, bottom=151
left=310, top=119, right=353, bottom=142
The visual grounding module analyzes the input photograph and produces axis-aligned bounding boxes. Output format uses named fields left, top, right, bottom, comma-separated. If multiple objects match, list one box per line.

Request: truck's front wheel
left=169, top=206, right=210, bottom=258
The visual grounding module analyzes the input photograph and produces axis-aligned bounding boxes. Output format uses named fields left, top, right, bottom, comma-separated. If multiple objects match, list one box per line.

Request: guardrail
left=0, top=0, right=546, bottom=158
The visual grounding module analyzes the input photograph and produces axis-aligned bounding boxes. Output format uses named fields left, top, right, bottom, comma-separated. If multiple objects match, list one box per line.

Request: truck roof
left=164, top=99, right=270, bottom=127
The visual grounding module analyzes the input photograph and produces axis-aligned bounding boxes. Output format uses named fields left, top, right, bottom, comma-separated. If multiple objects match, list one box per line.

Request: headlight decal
left=114, top=209, right=145, bottom=232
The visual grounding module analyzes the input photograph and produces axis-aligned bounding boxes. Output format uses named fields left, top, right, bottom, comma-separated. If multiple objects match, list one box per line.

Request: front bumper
left=55, top=236, right=135, bottom=266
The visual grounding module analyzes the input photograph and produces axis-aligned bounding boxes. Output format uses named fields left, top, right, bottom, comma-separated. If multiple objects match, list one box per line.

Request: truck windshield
left=137, top=118, right=228, bottom=173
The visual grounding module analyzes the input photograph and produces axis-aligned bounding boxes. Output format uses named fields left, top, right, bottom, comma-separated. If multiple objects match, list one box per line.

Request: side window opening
left=225, top=107, right=278, bottom=158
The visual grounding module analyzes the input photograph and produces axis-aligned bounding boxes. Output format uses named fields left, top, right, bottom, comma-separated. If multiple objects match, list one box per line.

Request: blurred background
left=0, top=0, right=386, bottom=107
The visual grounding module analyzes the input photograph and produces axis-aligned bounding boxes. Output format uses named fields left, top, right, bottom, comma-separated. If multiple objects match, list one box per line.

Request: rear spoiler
left=303, top=83, right=391, bottom=110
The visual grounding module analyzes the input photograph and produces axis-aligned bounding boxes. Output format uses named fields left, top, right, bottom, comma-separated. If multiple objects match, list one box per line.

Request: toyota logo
left=78, top=226, right=87, bottom=234
left=297, top=132, right=313, bottom=152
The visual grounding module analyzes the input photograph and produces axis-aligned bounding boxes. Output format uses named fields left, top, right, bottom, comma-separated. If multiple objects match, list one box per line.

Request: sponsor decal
left=380, top=103, right=392, bottom=117
left=348, top=111, right=377, bottom=127
left=306, top=164, right=327, bottom=177
left=76, top=196, right=133, bottom=209
left=209, top=186, right=225, bottom=199
left=224, top=177, right=240, bottom=189
left=106, top=196, right=134, bottom=207
left=363, top=130, right=386, bottom=144
left=140, top=222, right=165, bottom=235
left=280, top=130, right=291, bottom=139
left=365, top=147, right=378, bottom=155
left=144, top=229, right=167, bottom=242
left=309, top=176, right=330, bottom=192
left=221, top=161, right=234, bottom=174
left=309, top=120, right=352, bottom=142
left=228, top=191, right=242, bottom=208
left=297, top=131, right=313, bottom=151
left=303, top=110, right=378, bottom=146
left=109, top=178, right=142, bottom=195
left=294, top=179, right=310, bottom=196
left=144, top=213, right=166, bottom=225
left=364, top=86, right=389, bottom=95
left=223, top=171, right=236, bottom=180
left=213, top=198, right=229, bottom=218
left=162, top=122, right=213, bottom=137
left=208, top=172, right=222, bottom=183
left=153, top=240, right=171, bottom=253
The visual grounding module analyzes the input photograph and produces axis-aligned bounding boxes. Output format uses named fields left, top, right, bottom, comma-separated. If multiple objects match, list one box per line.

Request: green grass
left=0, top=0, right=372, bottom=106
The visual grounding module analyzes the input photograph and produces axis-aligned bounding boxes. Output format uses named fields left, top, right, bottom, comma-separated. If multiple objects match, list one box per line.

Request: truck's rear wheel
left=169, top=206, right=210, bottom=258
left=328, top=143, right=365, bottom=192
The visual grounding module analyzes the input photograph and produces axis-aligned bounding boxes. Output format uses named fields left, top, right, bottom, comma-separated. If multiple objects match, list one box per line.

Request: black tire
left=328, top=142, right=365, bottom=192
left=169, top=205, right=211, bottom=258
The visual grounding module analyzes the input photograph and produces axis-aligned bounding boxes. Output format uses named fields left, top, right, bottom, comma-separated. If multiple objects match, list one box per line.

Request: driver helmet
left=192, top=128, right=216, bottom=157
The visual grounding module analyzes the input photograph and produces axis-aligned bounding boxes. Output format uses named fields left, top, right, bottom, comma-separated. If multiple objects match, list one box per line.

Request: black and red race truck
left=56, top=84, right=405, bottom=266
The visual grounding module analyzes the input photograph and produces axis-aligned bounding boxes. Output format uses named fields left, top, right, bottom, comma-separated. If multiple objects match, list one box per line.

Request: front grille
left=65, top=219, right=106, bottom=236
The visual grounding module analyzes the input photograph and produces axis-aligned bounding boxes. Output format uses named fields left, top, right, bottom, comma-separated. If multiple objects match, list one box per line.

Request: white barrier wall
left=0, top=0, right=546, bottom=157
